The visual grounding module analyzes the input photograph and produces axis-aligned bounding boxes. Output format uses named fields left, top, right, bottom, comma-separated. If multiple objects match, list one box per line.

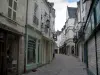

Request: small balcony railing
left=78, top=26, right=85, bottom=39
left=53, top=33, right=57, bottom=41
left=33, top=15, right=39, bottom=25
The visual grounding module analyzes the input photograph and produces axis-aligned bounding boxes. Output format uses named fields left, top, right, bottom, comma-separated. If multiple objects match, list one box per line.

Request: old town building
left=25, top=0, right=55, bottom=72
left=56, top=6, right=77, bottom=55
left=0, top=0, right=56, bottom=75
left=74, top=0, right=100, bottom=75
left=0, top=0, right=27, bottom=75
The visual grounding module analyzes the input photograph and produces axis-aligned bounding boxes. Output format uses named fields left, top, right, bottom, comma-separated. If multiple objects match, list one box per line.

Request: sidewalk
left=23, top=54, right=88, bottom=75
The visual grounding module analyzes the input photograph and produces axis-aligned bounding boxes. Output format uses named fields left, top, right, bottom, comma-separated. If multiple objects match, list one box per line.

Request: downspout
left=24, top=0, right=28, bottom=73
left=49, top=7, right=51, bottom=37
left=94, top=7, right=99, bottom=75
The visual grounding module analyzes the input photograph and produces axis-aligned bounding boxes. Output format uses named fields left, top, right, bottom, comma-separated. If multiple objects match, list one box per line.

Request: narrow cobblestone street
left=24, top=54, right=88, bottom=75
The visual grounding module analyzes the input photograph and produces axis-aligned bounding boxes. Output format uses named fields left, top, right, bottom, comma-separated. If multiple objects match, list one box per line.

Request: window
left=27, top=36, right=36, bottom=64
left=82, top=4, right=84, bottom=12
left=34, top=3, right=38, bottom=15
left=85, top=19, right=92, bottom=40
left=96, top=1, right=100, bottom=25
left=33, top=3, right=39, bottom=25
left=44, top=12, right=47, bottom=16
left=8, top=8, right=12, bottom=18
left=45, top=26, right=48, bottom=33
left=8, top=0, right=17, bottom=20
left=38, top=40, right=40, bottom=63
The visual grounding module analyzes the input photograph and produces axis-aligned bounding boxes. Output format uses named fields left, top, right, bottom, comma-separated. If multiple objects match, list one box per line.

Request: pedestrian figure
left=53, top=52, right=55, bottom=58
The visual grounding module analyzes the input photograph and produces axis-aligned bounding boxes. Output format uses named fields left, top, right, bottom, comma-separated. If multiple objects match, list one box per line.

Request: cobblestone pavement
left=23, top=54, right=88, bottom=75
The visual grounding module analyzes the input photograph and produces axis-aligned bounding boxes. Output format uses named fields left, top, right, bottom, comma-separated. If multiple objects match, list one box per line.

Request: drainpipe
left=94, top=7, right=99, bottom=75
left=24, top=0, right=28, bottom=73
left=49, top=7, right=51, bottom=37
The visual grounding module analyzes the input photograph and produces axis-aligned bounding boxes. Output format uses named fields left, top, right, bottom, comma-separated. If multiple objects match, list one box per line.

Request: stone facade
left=25, top=0, right=55, bottom=72
left=0, top=0, right=27, bottom=75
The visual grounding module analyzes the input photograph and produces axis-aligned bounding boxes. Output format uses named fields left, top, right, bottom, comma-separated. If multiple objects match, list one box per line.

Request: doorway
left=0, top=29, right=19, bottom=75
left=0, top=30, right=7, bottom=75
left=0, top=41, right=6, bottom=75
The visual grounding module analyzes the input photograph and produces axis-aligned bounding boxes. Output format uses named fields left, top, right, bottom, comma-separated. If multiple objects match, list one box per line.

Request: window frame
left=27, top=36, right=36, bottom=64
left=8, top=0, right=17, bottom=21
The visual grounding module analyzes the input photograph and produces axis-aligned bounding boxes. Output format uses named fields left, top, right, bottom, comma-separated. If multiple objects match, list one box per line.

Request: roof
left=67, top=7, right=77, bottom=18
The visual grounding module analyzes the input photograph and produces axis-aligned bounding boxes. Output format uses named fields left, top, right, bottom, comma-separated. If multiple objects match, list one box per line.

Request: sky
left=48, top=0, right=79, bottom=31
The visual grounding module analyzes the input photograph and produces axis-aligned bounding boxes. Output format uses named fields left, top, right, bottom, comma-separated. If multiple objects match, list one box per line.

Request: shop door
left=0, top=42, right=5, bottom=75
left=0, top=30, right=18, bottom=75
left=0, top=31, right=7, bottom=75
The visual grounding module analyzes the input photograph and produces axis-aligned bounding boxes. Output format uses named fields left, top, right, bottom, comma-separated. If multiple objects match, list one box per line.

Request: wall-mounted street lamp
left=53, top=33, right=57, bottom=41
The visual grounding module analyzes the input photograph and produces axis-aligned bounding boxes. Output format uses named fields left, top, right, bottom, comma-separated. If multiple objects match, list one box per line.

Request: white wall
left=0, top=0, right=27, bottom=74
left=67, top=19, right=75, bottom=27
left=27, top=0, right=55, bottom=40
left=56, top=28, right=66, bottom=48
left=65, top=18, right=75, bottom=40
left=0, top=0, right=26, bottom=33
left=27, top=0, right=41, bottom=30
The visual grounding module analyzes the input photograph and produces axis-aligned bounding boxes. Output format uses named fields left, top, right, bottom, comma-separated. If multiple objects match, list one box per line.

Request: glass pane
left=27, top=39, right=36, bottom=64
left=13, top=1, right=17, bottom=10
left=13, top=11, right=16, bottom=20
left=9, top=0, right=13, bottom=7
left=85, top=19, right=92, bottom=40
left=88, top=19, right=92, bottom=34
left=96, top=1, right=100, bottom=25
left=91, top=12, right=95, bottom=30
left=8, top=8, right=12, bottom=18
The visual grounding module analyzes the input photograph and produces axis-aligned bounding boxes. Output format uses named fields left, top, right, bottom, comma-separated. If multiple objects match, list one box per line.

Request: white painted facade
left=73, top=1, right=86, bottom=61
left=0, top=0, right=26, bottom=33
left=65, top=18, right=75, bottom=55
left=56, top=7, right=76, bottom=55
left=40, top=0, right=55, bottom=64
left=0, top=0, right=27, bottom=74
left=25, top=0, right=55, bottom=71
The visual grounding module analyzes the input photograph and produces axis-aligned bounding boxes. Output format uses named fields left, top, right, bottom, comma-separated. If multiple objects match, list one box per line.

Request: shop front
left=0, top=28, right=19, bottom=75
left=25, top=25, right=42, bottom=71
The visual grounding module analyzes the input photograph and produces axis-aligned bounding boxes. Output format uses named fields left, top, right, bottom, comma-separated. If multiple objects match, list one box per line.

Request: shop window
left=8, top=0, right=17, bottom=20
left=7, top=34, right=18, bottom=75
left=38, top=40, right=40, bottom=63
left=27, top=37, right=36, bottom=64
left=96, top=1, right=100, bottom=25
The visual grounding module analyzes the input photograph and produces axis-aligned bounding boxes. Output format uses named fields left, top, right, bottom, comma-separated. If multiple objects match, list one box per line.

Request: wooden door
left=0, top=41, right=6, bottom=75
left=0, top=30, right=7, bottom=75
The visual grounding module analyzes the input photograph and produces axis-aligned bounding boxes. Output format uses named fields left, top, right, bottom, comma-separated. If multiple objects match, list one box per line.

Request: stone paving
left=23, top=54, right=88, bottom=75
